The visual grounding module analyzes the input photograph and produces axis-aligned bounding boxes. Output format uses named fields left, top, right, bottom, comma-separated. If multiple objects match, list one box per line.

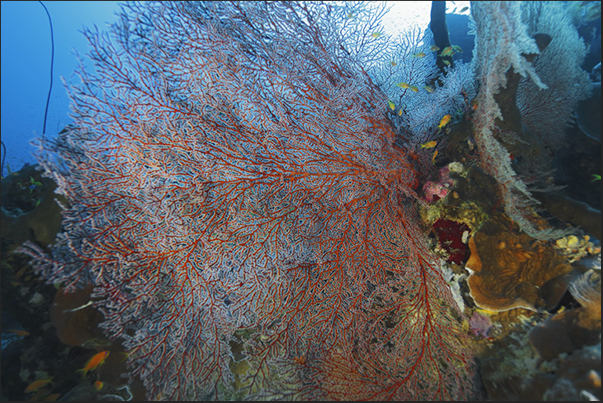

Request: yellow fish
left=440, top=46, right=454, bottom=57
left=371, top=32, right=382, bottom=39
left=430, top=45, right=440, bottom=52
left=423, top=85, right=434, bottom=93
left=77, top=351, right=110, bottom=378
left=94, top=381, right=104, bottom=391
left=390, top=60, right=397, bottom=66
left=413, top=52, right=426, bottom=58
left=421, top=140, right=438, bottom=149
left=409, top=85, right=419, bottom=93
left=396, top=82, right=410, bottom=89
left=398, top=108, right=404, bottom=116
left=442, top=59, right=451, bottom=66
left=388, top=100, right=395, bottom=110
left=437, top=114, right=452, bottom=130
left=432, top=149, right=439, bottom=164
left=452, top=45, right=463, bottom=53
left=346, top=12, right=355, bottom=19
left=25, top=378, right=52, bottom=393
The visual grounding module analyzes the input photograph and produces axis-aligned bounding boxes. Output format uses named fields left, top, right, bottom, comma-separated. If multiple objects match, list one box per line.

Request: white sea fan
left=470, top=1, right=573, bottom=240
left=367, top=26, right=476, bottom=143
left=518, top=1, right=591, bottom=149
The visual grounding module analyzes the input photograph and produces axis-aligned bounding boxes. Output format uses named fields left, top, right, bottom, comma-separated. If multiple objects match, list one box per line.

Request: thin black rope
left=39, top=0, right=55, bottom=142
left=1, top=3, right=54, bottom=180
left=0, top=140, right=6, bottom=179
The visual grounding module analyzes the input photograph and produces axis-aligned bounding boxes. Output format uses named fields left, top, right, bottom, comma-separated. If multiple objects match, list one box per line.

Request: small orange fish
left=77, top=351, right=110, bottom=378
left=423, top=85, right=434, bottom=93
left=7, top=329, right=30, bottom=337
left=396, top=82, right=410, bottom=89
left=413, top=52, right=426, bottom=58
left=390, top=60, right=397, bottom=66
left=471, top=99, right=479, bottom=110
left=430, top=45, right=440, bottom=52
left=437, top=114, right=452, bottom=130
left=94, top=380, right=104, bottom=391
left=24, top=378, right=52, bottom=393
left=371, top=32, right=382, bottom=39
left=421, top=140, right=438, bottom=149
left=432, top=150, right=439, bottom=164
left=409, top=85, right=419, bottom=93
left=442, top=59, right=451, bottom=66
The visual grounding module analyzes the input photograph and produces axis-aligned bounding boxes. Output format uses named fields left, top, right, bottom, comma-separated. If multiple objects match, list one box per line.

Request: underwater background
left=0, top=0, right=434, bottom=174
left=1, top=1, right=601, bottom=401
left=1, top=1, right=120, bottom=173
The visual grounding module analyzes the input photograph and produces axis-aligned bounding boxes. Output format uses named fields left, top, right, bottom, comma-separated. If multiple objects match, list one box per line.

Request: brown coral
left=50, top=286, right=105, bottom=347
left=465, top=212, right=573, bottom=311
left=529, top=270, right=601, bottom=361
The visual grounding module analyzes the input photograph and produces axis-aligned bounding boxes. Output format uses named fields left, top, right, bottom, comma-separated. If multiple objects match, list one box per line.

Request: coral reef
left=422, top=165, right=456, bottom=203
left=465, top=212, right=574, bottom=312
left=2, top=1, right=599, bottom=401
left=15, top=2, right=481, bottom=400
left=518, top=2, right=592, bottom=149
left=49, top=286, right=105, bottom=348
left=529, top=270, right=601, bottom=360
left=477, top=269, right=601, bottom=401
left=470, top=1, right=591, bottom=240
left=536, top=192, right=601, bottom=241
left=1, top=164, right=63, bottom=246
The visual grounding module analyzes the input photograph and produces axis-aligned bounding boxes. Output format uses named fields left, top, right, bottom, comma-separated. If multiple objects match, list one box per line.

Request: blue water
left=1, top=1, right=120, bottom=176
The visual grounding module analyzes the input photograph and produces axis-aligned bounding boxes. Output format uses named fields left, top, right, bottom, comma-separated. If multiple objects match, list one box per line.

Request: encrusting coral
left=529, top=270, right=601, bottom=360
left=465, top=212, right=574, bottom=312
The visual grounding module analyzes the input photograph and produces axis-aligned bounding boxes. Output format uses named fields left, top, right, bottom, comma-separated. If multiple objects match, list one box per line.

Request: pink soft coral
left=422, top=165, right=455, bottom=203
left=469, top=311, right=493, bottom=337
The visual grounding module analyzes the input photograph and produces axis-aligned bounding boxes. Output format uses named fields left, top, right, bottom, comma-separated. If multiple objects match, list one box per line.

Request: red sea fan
left=19, top=2, right=480, bottom=400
